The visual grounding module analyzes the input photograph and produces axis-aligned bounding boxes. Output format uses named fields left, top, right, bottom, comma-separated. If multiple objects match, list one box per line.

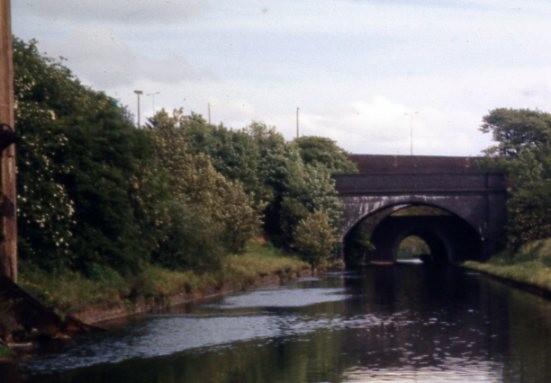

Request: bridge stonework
left=334, top=155, right=507, bottom=262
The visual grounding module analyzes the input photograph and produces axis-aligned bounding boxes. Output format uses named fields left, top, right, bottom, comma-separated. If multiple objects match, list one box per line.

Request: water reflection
left=9, top=265, right=551, bottom=382
left=209, top=287, right=347, bottom=309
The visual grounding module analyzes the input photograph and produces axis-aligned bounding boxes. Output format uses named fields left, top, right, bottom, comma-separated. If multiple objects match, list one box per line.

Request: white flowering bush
left=14, top=38, right=152, bottom=273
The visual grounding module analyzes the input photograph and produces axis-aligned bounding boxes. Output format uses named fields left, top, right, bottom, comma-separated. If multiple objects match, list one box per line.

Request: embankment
left=463, top=238, right=551, bottom=297
left=18, top=242, right=311, bottom=325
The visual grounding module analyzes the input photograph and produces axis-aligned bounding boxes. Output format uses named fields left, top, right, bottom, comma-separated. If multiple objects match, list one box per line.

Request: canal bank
left=73, top=260, right=313, bottom=325
left=17, top=241, right=312, bottom=326
left=0, top=240, right=318, bottom=366
left=463, top=238, right=551, bottom=297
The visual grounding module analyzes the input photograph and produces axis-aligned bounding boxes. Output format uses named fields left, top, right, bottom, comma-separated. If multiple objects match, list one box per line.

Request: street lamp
left=146, top=91, right=160, bottom=115
left=404, top=111, right=419, bottom=156
left=296, top=107, right=300, bottom=139
left=134, top=90, right=143, bottom=128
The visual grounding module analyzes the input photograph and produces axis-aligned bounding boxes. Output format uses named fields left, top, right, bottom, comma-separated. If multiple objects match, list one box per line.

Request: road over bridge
left=334, top=155, right=507, bottom=265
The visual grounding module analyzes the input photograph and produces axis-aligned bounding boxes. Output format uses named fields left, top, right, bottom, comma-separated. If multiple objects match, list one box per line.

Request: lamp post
left=404, top=111, right=419, bottom=156
left=134, top=90, right=143, bottom=128
left=146, top=91, right=160, bottom=115
left=296, top=107, right=300, bottom=139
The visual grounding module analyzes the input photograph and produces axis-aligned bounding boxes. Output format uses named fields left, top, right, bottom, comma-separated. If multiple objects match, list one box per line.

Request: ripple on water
left=23, top=287, right=352, bottom=373
left=24, top=313, right=391, bottom=374
left=19, top=268, right=551, bottom=382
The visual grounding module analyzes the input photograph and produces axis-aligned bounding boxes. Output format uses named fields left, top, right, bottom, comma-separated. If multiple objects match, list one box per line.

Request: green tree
left=293, top=211, right=338, bottom=267
left=279, top=160, right=343, bottom=246
left=152, top=201, right=225, bottom=271
left=14, top=38, right=153, bottom=274
left=156, top=113, right=345, bottom=258
left=180, top=118, right=287, bottom=212
left=481, top=108, right=551, bottom=247
left=481, top=108, right=551, bottom=158
left=147, top=109, right=260, bottom=261
left=507, top=181, right=551, bottom=246
left=294, top=136, right=357, bottom=174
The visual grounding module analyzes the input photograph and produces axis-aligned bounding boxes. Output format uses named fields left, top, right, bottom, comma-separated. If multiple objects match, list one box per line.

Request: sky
left=12, top=0, right=551, bottom=155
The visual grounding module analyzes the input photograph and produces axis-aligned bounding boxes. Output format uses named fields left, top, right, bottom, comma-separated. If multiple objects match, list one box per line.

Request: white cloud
left=38, top=28, right=208, bottom=88
left=15, top=0, right=208, bottom=25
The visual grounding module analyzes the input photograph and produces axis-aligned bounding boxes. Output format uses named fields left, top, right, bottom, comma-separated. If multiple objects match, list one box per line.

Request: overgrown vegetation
left=466, top=109, right=551, bottom=290
left=480, top=108, right=550, bottom=248
left=464, top=239, right=551, bottom=292
left=20, top=240, right=308, bottom=315
left=13, top=37, right=355, bottom=312
left=292, top=211, right=338, bottom=268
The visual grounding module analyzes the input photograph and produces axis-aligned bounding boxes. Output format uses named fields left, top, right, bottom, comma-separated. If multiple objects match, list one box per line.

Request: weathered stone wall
left=334, top=158, right=507, bottom=260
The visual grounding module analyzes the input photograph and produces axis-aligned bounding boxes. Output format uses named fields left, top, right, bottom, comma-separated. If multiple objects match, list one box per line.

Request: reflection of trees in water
left=479, top=279, right=551, bottom=382
left=341, top=267, right=551, bottom=381
left=22, top=270, right=551, bottom=383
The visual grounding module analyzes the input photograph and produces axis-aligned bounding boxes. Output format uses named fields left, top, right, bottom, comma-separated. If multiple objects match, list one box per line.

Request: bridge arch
left=342, top=202, right=483, bottom=266
left=339, top=195, right=486, bottom=242
left=335, top=169, right=507, bottom=262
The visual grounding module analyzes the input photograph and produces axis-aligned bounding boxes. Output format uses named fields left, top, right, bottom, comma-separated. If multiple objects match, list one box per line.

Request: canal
left=3, top=263, right=551, bottom=382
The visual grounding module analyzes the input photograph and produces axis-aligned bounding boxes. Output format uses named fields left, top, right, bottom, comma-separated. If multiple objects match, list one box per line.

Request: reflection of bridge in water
left=335, top=155, right=507, bottom=265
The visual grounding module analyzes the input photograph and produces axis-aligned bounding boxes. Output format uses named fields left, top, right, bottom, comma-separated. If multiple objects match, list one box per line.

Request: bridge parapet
left=335, top=172, right=506, bottom=195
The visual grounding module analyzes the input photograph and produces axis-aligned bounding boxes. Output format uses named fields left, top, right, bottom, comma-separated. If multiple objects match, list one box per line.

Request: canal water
left=3, top=264, right=551, bottom=382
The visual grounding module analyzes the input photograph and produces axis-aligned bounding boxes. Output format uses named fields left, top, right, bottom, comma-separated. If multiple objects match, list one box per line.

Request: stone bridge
left=334, top=155, right=507, bottom=264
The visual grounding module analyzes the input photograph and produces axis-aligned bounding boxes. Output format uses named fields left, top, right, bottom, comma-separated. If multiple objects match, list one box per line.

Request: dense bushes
left=145, top=111, right=260, bottom=269
left=292, top=211, right=337, bottom=267
left=481, top=108, right=551, bottom=247
left=14, top=38, right=355, bottom=276
left=146, top=109, right=350, bottom=264
left=15, top=38, right=154, bottom=274
left=507, top=180, right=551, bottom=246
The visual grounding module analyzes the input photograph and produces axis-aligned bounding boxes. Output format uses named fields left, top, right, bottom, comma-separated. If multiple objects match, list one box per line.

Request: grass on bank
left=463, top=238, right=551, bottom=292
left=19, top=240, right=309, bottom=315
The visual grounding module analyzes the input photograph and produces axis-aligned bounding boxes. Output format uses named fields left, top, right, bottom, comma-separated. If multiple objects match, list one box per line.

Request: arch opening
left=396, top=235, right=430, bottom=262
left=343, top=203, right=483, bottom=268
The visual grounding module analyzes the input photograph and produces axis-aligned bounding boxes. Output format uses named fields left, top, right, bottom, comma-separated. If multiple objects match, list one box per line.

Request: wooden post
left=0, top=0, right=17, bottom=282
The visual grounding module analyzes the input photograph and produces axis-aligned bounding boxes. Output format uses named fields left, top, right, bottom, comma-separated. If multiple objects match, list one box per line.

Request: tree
left=481, top=108, right=551, bottom=247
left=278, top=160, right=343, bottom=246
left=293, top=211, right=338, bottom=267
left=14, top=38, right=153, bottom=274
left=147, top=109, right=261, bottom=261
left=152, top=201, right=225, bottom=271
left=294, top=136, right=357, bottom=174
left=481, top=108, right=551, bottom=158
left=507, top=181, right=551, bottom=246
left=158, top=114, right=346, bottom=252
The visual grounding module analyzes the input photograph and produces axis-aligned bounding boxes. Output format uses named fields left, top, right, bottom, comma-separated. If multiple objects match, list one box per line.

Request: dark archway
left=344, top=204, right=483, bottom=267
